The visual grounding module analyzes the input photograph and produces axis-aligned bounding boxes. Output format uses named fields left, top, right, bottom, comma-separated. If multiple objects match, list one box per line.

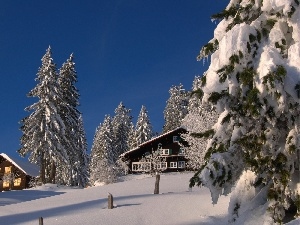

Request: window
left=3, top=181, right=10, bottom=188
left=156, top=162, right=167, bottom=170
left=169, top=162, right=177, bottom=168
left=178, top=148, right=185, bottom=155
left=173, top=136, right=180, bottom=142
left=178, top=161, right=185, bottom=168
left=160, top=149, right=172, bottom=155
left=132, top=163, right=139, bottom=171
left=144, top=162, right=151, bottom=171
left=132, top=162, right=151, bottom=172
left=5, top=166, right=11, bottom=174
left=14, top=178, right=22, bottom=187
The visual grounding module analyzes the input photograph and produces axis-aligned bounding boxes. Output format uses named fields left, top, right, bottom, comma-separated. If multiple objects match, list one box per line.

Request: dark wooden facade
left=120, top=127, right=188, bottom=173
left=0, top=153, right=39, bottom=191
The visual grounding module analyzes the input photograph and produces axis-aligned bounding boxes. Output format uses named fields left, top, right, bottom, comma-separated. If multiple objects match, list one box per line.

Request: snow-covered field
left=0, top=172, right=228, bottom=225
left=0, top=172, right=298, bottom=225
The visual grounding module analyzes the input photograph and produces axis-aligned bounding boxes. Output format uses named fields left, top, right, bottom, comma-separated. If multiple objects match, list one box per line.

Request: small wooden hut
left=0, top=153, right=39, bottom=191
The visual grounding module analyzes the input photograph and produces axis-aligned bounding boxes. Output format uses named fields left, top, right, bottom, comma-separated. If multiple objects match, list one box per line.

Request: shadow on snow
left=0, top=190, right=65, bottom=206
left=0, top=193, right=154, bottom=224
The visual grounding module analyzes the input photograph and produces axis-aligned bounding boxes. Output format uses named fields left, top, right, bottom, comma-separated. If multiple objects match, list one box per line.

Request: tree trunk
left=50, top=160, right=56, bottom=184
left=154, top=173, right=160, bottom=194
left=40, top=152, right=46, bottom=184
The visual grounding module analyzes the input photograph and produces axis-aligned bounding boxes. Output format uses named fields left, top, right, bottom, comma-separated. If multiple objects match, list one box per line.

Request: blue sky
left=0, top=1, right=227, bottom=159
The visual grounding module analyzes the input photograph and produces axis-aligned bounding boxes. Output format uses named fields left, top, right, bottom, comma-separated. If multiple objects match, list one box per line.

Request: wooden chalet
left=0, top=153, right=39, bottom=191
left=120, top=127, right=188, bottom=173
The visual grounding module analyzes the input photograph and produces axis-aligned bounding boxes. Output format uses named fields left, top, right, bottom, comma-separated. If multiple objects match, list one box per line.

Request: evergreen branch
left=208, top=90, right=228, bottom=104
left=211, top=6, right=238, bottom=20
left=197, top=39, right=219, bottom=61
left=189, top=164, right=206, bottom=188
left=190, top=89, right=204, bottom=100
left=190, top=129, right=215, bottom=139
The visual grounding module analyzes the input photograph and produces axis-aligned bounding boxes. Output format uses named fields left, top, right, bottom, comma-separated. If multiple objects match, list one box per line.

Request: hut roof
left=0, top=153, right=39, bottom=177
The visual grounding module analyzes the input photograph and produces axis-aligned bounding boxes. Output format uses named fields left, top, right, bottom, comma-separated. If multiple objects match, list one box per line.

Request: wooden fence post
left=39, top=217, right=43, bottom=225
left=108, top=193, right=114, bottom=209
left=154, top=173, right=160, bottom=194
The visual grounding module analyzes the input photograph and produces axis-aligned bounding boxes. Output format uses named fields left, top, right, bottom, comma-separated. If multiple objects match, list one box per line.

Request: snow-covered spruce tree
left=89, top=124, right=102, bottom=184
left=127, top=122, right=137, bottom=150
left=57, top=54, right=88, bottom=186
left=134, top=105, right=153, bottom=146
left=112, top=102, right=133, bottom=160
left=19, top=46, right=69, bottom=184
left=75, top=115, right=89, bottom=186
left=181, top=76, right=218, bottom=170
left=90, top=115, right=118, bottom=185
left=190, top=1, right=300, bottom=223
left=163, top=84, right=189, bottom=133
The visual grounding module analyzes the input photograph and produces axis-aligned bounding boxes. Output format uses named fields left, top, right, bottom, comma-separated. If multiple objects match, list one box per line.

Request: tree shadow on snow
left=106, top=203, right=141, bottom=209
left=0, top=190, right=65, bottom=206
left=0, top=193, right=152, bottom=224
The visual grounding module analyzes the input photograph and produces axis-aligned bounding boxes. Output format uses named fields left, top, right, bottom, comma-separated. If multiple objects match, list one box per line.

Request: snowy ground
left=0, top=172, right=298, bottom=225
left=0, top=172, right=228, bottom=225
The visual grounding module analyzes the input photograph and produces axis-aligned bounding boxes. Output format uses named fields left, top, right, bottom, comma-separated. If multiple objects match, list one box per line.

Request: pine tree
left=190, top=1, right=300, bottom=223
left=112, top=102, right=133, bottom=160
left=90, top=115, right=117, bottom=185
left=58, top=54, right=88, bottom=186
left=74, top=115, right=89, bottom=186
left=135, top=105, right=153, bottom=146
left=127, top=122, right=137, bottom=150
left=181, top=76, right=218, bottom=170
left=89, top=125, right=102, bottom=184
left=19, top=46, right=68, bottom=183
left=186, top=77, right=202, bottom=111
left=163, top=84, right=189, bottom=133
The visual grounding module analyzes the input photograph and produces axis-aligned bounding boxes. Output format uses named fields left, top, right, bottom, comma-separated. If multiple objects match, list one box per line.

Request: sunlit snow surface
left=0, top=172, right=298, bottom=225
left=0, top=172, right=230, bottom=225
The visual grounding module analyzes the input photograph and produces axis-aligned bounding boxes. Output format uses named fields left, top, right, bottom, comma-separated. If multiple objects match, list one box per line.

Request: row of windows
left=1, top=166, right=22, bottom=188
left=132, top=162, right=152, bottom=172
left=2, top=178, right=22, bottom=188
left=132, top=161, right=185, bottom=172
left=170, top=161, right=185, bottom=168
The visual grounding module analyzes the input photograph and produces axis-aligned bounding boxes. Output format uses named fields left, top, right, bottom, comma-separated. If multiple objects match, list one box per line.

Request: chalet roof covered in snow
left=0, top=153, right=39, bottom=177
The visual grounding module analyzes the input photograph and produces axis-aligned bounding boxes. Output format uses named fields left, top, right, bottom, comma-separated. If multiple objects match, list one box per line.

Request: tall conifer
left=181, top=76, right=218, bottom=170
left=112, top=102, right=133, bottom=160
left=163, top=84, right=189, bottom=133
left=135, top=105, right=153, bottom=146
left=19, top=47, right=68, bottom=183
left=58, top=54, right=88, bottom=186
left=90, top=115, right=116, bottom=184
